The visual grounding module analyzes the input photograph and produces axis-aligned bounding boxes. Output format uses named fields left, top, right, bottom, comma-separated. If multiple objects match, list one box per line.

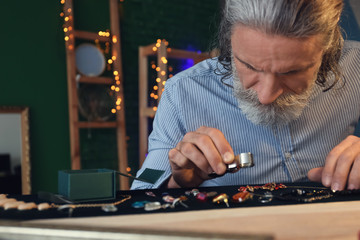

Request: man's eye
left=245, top=64, right=254, bottom=70
left=244, top=64, right=259, bottom=72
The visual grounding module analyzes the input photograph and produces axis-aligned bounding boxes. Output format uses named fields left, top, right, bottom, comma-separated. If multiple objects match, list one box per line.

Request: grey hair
left=216, top=0, right=344, bottom=91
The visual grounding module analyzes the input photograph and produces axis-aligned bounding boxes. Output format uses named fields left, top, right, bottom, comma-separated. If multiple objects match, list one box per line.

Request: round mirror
left=75, top=43, right=106, bottom=77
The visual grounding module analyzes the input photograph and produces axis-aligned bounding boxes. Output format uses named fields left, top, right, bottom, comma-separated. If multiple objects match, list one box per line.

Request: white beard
left=232, top=60, right=315, bottom=126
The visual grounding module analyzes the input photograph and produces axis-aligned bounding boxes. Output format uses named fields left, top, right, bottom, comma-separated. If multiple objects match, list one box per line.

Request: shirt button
left=284, top=152, right=292, bottom=160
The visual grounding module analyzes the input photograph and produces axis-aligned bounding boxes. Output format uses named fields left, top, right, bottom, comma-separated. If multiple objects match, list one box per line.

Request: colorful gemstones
left=131, top=201, right=150, bottom=208
left=195, top=192, right=208, bottom=202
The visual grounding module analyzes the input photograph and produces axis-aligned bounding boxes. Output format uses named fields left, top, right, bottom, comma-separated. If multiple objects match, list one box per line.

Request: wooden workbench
left=1, top=200, right=359, bottom=240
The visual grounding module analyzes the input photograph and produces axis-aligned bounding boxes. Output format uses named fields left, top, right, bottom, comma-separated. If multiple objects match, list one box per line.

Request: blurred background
left=0, top=0, right=359, bottom=194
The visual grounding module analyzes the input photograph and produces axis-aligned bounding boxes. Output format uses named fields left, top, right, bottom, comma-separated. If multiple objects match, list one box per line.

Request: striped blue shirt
left=131, top=40, right=360, bottom=189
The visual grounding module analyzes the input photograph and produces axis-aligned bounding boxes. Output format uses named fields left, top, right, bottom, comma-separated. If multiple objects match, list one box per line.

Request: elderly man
left=132, top=0, right=360, bottom=191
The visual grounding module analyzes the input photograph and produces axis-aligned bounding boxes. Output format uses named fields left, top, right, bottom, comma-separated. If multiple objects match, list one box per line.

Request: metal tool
left=208, top=152, right=254, bottom=178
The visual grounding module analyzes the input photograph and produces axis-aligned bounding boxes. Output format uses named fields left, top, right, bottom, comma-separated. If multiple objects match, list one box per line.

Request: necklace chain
left=52, top=195, right=132, bottom=209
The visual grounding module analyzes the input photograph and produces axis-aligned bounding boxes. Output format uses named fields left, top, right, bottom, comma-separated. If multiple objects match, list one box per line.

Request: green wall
left=0, top=0, right=220, bottom=193
left=1, top=1, right=70, bottom=193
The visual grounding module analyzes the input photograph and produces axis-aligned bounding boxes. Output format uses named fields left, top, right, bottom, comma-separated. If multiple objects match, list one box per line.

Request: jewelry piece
left=0, top=194, right=7, bottom=200
left=206, top=191, right=218, bottom=197
left=172, top=197, right=189, bottom=208
left=162, top=195, right=175, bottom=203
left=238, top=182, right=287, bottom=192
left=212, top=193, right=229, bottom=207
left=209, top=152, right=254, bottom=178
left=145, top=191, right=156, bottom=197
left=258, top=191, right=273, bottom=203
left=38, top=203, right=51, bottom=211
left=52, top=195, right=132, bottom=210
left=195, top=192, right=208, bottom=202
left=144, top=202, right=160, bottom=211
left=278, top=189, right=334, bottom=203
left=18, top=202, right=37, bottom=211
left=101, top=205, right=118, bottom=212
left=0, top=198, right=16, bottom=206
left=232, top=191, right=253, bottom=203
left=3, top=201, right=25, bottom=210
left=131, top=201, right=150, bottom=208
left=144, top=201, right=171, bottom=211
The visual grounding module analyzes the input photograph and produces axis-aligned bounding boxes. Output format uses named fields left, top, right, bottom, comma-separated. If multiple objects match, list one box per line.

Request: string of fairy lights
left=60, top=0, right=123, bottom=114
left=149, top=39, right=174, bottom=112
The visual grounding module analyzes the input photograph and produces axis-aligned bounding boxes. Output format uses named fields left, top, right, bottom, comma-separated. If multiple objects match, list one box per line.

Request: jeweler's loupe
left=208, top=152, right=254, bottom=178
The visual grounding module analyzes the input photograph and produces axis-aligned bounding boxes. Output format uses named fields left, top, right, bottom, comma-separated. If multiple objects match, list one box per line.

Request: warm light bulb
left=116, top=80, right=120, bottom=85
left=153, top=86, right=158, bottom=90
left=115, top=87, right=120, bottom=92
left=111, top=109, right=116, bottom=113
left=108, top=59, right=113, bottom=64
left=153, top=106, right=158, bottom=111
left=162, top=81, right=166, bottom=85
left=112, top=36, right=117, bottom=43
left=116, top=106, right=121, bottom=110
left=112, top=56, right=116, bottom=60
left=115, top=76, right=120, bottom=80
left=64, top=36, right=69, bottom=41
left=152, top=47, right=157, bottom=52
left=156, top=78, right=161, bottom=83
left=113, top=71, right=119, bottom=76
left=156, top=42, right=161, bottom=48
left=161, top=71, right=166, bottom=76
left=64, top=16, right=69, bottom=22
left=151, top=64, right=156, bottom=69
left=111, top=85, right=115, bottom=90
left=63, top=28, right=68, bottom=32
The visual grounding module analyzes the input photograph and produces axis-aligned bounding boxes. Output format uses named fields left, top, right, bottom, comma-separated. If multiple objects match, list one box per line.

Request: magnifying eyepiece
left=208, top=152, right=254, bottom=178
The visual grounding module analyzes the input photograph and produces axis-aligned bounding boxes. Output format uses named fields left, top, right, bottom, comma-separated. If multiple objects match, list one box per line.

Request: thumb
left=307, top=167, right=324, bottom=182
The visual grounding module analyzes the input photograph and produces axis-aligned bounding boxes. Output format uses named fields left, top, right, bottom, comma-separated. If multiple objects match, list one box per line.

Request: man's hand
left=167, top=126, right=234, bottom=188
left=308, top=135, right=360, bottom=191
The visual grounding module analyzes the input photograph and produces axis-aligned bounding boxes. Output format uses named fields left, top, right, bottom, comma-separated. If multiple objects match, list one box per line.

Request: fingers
left=322, top=136, right=360, bottom=190
left=168, top=126, right=234, bottom=188
left=307, top=167, right=323, bottom=183
left=168, top=148, right=210, bottom=187
left=182, top=126, right=234, bottom=174
left=168, top=147, right=209, bottom=179
left=346, top=150, right=360, bottom=190
left=196, top=126, right=235, bottom=164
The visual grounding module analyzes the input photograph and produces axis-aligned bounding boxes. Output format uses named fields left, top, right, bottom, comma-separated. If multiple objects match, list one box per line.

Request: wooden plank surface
left=25, top=201, right=360, bottom=240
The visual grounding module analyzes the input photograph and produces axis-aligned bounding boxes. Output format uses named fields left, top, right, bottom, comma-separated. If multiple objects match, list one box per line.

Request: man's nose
left=256, top=73, right=283, bottom=105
